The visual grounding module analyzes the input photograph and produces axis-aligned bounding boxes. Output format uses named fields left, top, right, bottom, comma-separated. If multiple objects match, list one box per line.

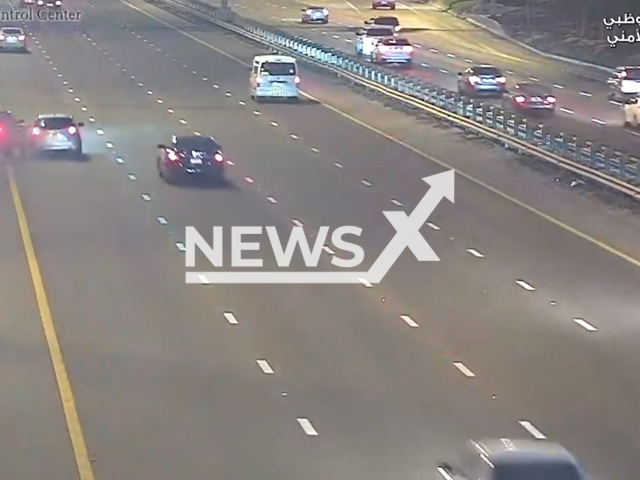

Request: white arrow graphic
left=365, top=169, right=454, bottom=283
left=185, top=170, right=455, bottom=284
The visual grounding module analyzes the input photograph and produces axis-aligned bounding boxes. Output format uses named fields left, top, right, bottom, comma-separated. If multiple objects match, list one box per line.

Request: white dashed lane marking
left=256, top=359, right=275, bottom=374
left=141, top=193, right=151, bottom=201
left=391, top=199, right=402, bottom=206
left=223, top=312, right=239, bottom=324
left=292, top=219, right=303, bottom=227
left=466, top=248, right=484, bottom=258
left=399, top=314, right=419, bottom=328
left=267, top=196, right=277, bottom=204
left=297, top=418, right=319, bottom=436
left=426, top=222, right=440, bottom=230
left=157, top=216, right=168, bottom=225
left=358, top=277, right=373, bottom=288
left=574, top=318, right=597, bottom=332
left=322, top=245, right=335, bottom=255
left=175, top=242, right=186, bottom=252
left=453, top=362, right=475, bottom=377
left=127, top=174, right=136, bottom=180
left=515, top=280, right=536, bottom=291
left=519, top=421, right=546, bottom=439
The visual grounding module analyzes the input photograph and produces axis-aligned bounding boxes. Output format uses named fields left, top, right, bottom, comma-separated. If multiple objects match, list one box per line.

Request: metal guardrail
left=154, top=0, right=640, bottom=198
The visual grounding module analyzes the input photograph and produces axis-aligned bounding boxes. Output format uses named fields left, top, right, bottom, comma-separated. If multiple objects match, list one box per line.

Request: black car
left=457, top=65, right=506, bottom=97
left=509, top=82, right=556, bottom=114
left=365, top=16, right=400, bottom=31
left=157, top=135, right=225, bottom=184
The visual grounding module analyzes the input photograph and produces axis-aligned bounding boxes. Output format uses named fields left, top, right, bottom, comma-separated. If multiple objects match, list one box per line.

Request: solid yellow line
left=7, top=166, right=95, bottom=480
left=122, top=0, right=640, bottom=270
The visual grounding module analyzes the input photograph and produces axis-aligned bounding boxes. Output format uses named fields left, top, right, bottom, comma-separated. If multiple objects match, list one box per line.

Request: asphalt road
left=225, top=0, right=640, bottom=154
left=4, top=0, right=640, bottom=478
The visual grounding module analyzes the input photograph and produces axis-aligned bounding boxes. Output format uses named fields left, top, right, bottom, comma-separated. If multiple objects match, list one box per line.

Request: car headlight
left=322, top=8, right=328, bottom=14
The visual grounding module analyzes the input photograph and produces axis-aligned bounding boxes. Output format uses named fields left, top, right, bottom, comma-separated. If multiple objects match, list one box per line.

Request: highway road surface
left=226, top=0, right=640, bottom=154
left=3, top=0, right=640, bottom=478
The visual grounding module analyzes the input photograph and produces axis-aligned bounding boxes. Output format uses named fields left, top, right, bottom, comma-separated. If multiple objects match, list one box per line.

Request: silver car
left=29, top=114, right=85, bottom=158
left=0, top=27, right=27, bottom=52
left=438, top=439, right=588, bottom=480
left=301, top=6, right=329, bottom=23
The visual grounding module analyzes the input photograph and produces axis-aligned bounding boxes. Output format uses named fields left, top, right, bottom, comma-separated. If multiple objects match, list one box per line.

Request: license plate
left=190, top=158, right=202, bottom=164
left=7, top=38, right=16, bottom=42
left=531, top=96, right=541, bottom=101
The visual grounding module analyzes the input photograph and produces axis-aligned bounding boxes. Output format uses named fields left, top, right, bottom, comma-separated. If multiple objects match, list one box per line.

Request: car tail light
left=546, top=96, right=556, bottom=103
left=68, top=126, right=77, bottom=135
left=621, top=71, right=628, bottom=78
left=0, top=35, right=5, bottom=41
left=402, top=46, right=413, bottom=52
left=378, top=45, right=390, bottom=52
left=214, top=152, right=223, bottom=162
left=32, top=126, right=41, bottom=135
left=515, top=95, right=526, bottom=103
left=496, top=76, right=506, bottom=83
left=256, top=76, right=264, bottom=84
left=167, top=150, right=179, bottom=161
left=468, top=75, right=480, bottom=84
left=18, top=35, right=25, bottom=41
left=294, top=75, right=300, bottom=84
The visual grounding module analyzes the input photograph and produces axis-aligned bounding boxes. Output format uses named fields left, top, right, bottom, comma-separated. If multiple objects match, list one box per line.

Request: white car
left=372, top=37, right=413, bottom=66
left=29, top=114, right=85, bottom=158
left=608, top=66, right=640, bottom=101
left=0, top=27, right=27, bottom=52
left=355, top=26, right=395, bottom=57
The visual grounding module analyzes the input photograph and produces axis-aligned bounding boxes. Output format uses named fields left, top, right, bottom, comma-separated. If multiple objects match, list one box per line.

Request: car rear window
left=625, top=68, right=640, bottom=80
left=382, top=38, right=410, bottom=46
left=493, top=461, right=582, bottom=480
left=307, top=6, right=323, bottom=9
left=374, top=17, right=399, bottom=25
left=473, top=66, right=501, bottom=76
left=38, top=117, right=74, bottom=129
left=366, top=27, right=394, bottom=37
left=2, top=29, right=22, bottom=35
left=260, top=61, right=297, bottom=76
left=176, top=137, right=221, bottom=153
left=518, top=83, right=550, bottom=95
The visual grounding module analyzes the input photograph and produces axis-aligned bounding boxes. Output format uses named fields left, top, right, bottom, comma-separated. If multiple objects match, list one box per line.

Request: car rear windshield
left=38, top=117, right=74, bottom=129
left=473, top=66, right=501, bottom=76
left=2, top=29, right=22, bottom=35
left=307, top=6, right=323, bottom=9
left=625, top=68, right=640, bottom=80
left=382, top=38, right=410, bottom=45
left=374, top=17, right=399, bottom=25
left=176, top=137, right=221, bottom=153
left=493, top=461, right=582, bottom=480
left=518, top=83, right=550, bottom=94
left=367, top=27, right=394, bottom=37
left=260, top=62, right=297, bottom=76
